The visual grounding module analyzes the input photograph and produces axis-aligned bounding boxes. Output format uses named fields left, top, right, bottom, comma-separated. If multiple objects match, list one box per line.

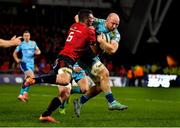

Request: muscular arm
left=0, top=36, right=21, bottom=48
left=97, top=34, right=119, bottom=55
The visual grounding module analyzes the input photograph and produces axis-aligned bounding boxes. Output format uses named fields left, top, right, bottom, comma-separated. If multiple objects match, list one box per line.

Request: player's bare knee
left=59, top=88, right=70, bottom=100
left=100, top=68, right=109, bottom=79
left=80, top=86, right=89, bottom=93
left=79, top=84, right=89, bottom=93
left=56, top=73, right=71, bottom=85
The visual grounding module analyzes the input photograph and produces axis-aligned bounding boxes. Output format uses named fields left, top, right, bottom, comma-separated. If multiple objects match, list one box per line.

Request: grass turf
left=0, top=84, right=180, bottom=127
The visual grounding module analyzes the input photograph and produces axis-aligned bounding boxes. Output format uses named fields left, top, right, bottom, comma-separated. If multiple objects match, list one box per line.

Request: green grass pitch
left=0, top=84, right=180, bottom=127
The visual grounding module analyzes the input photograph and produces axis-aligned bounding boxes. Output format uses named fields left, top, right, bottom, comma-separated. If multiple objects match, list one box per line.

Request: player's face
left=106, top=17, right=119, bottom=31
left=88, top=14, right=94, bottom=26
left=23, top=33, right=30, bottom=42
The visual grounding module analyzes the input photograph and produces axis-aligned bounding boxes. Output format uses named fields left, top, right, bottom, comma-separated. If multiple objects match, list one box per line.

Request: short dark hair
left=78, top=9, right=93, bottom=22
left=23, top=30, right=30, bottom=34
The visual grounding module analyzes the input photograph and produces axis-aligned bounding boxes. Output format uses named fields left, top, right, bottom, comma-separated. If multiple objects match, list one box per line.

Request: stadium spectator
left=150, top=64, right=160, bottom=74
left=134, top=65, right=144, bottom=87
left=0, top=61, right=10, bottom=73
left=116, top=65, right=127, bottom=87
left=127, top=66, right=135, bottom=86
left=106, top=60, right=114, bottom=75
left=166, top=54, right=178, bottom=67
left=38, top=56, right=52, bottom=74
left=13, top=30, right=41, bottom=102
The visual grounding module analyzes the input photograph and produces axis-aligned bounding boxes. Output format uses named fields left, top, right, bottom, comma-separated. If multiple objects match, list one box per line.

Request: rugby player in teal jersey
left=13, top=31, right=41, bottom=102
left=59, top=13, right=127, bottom=117
left=73, top=13, right=128, bottom=117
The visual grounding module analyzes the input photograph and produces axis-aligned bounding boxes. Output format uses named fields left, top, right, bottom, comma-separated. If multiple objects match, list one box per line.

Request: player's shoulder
left=111, top=28, right=120, bottom=36
left=72, top=22, right=84, bottom=28
left=29, top=40, right=38, bottom=47
left=94, top=18, right=105, bottom=24
left=30, top=40, right=36, bottom=44
left=70, top=22, right=87, bottom=32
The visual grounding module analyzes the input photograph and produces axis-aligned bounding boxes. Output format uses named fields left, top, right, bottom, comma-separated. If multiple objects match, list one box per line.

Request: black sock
left=80, top=95, right=89, bottom=104
left=34, top=74, right=56, bottom=84
left=42, top=97, right=62, bottom=117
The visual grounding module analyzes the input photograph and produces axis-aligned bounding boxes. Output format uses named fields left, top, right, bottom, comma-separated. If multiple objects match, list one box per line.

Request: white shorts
left=91, top=60, right=106, bottom=76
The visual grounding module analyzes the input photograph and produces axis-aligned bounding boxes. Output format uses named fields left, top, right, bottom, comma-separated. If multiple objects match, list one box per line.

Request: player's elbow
left=38, top=50, right=41, bottom=55
left=107, top=44, right=118, bottom=54
left=13, top=51, right=17, bottom=58
left=35, top=50, right=41, bottom=55
left=109, top=49, right=116, bottom=54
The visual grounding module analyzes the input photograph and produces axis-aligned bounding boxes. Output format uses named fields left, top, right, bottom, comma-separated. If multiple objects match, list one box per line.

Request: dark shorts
left=53, top=55, right=75, bottom=74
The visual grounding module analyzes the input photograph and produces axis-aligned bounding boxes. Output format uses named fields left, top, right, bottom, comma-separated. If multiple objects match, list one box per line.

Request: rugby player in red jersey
left=21, top=9, right=96, bottom=123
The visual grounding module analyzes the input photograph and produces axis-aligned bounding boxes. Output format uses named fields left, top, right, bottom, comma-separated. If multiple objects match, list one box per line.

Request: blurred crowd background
left=0, top=0, right=179, bottom=87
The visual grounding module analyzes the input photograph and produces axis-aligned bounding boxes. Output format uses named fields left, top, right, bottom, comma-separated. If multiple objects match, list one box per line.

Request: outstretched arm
left=0, top=35, right=22, bottom=48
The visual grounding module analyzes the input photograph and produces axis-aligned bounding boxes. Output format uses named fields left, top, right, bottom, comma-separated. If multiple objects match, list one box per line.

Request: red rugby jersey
left=60, top=22, right=96, bottom=61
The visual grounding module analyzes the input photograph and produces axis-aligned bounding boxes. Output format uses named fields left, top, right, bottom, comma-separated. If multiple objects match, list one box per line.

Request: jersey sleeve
left=93, top=18, right=103, bottom=26
left=15, top=45, right=21, bottom=52
left=111, top=29, right=121, bottom=43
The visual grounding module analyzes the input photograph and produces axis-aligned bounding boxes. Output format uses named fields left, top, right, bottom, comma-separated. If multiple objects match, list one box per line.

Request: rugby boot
left=73, top=98, right=81, bottom=117
left=22, top=76, right=35, bottom=88
left=39, top=116, right=59, bottom=123
left=108, top=100, right=128, bottom=111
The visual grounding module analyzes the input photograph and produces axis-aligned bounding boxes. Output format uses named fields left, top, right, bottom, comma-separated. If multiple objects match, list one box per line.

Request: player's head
left=105, top=13, right=120, bottom=31
left=78, top=9, right=94, bottom=26
left=23, top=30, right=30, bottom=42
